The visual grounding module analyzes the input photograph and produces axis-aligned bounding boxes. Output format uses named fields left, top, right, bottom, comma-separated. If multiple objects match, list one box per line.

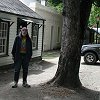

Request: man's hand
left=12, top=56, right=14, bottom=60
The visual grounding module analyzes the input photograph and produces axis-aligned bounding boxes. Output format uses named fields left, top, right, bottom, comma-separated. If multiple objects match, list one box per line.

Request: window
left=50, top=26, right=54, bottom=50
left=57, top=27, right=60, bottom=43
left=0, top=22, right=8, bottom=55
left=31, top=24, right=39, bottom=50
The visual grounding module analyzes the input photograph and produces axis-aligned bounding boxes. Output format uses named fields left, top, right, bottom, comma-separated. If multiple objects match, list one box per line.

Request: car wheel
left=84, top=52, right=97, bottom=64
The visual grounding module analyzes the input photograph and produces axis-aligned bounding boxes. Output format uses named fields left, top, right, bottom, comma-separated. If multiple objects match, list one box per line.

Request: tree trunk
left=47, top=0, right=93, bottom=88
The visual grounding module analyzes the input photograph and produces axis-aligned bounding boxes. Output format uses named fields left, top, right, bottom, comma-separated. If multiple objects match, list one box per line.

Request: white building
left=93, top=28, right=100, bottom=33
left=0, top=0, right=44, bottom=68
left=21, top=0, right=63, bottom=51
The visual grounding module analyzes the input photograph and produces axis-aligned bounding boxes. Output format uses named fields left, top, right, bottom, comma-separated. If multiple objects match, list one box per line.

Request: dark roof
left=0, top=0, right=43, bottom=20
left=87, top=27, right=100, bottom=34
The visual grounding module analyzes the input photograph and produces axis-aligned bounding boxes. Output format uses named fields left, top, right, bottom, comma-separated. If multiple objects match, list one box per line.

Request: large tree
left=47, top=0, right=94, bottom=88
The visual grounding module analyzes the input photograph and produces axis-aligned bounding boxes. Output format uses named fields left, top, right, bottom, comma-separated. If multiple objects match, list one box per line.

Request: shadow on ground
left=0, top=60, right=56, bottom=87
left=28, top=60, right=56, bottom=75
left=81, top=62, right=100, bottom=67
left=75, top=87, right=100, bottom=100
left=0, top=83, right=100, bottom=100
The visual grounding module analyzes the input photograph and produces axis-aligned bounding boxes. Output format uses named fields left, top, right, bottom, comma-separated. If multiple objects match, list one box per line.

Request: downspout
left=41, top=20, right=45, bottom=59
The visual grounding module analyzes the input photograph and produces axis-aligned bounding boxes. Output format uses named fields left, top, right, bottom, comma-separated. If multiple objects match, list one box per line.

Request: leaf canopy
left=94, top=0, right=100, bottom=7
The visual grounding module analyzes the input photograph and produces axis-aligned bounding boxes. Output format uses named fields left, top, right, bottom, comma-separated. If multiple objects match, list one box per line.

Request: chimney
left=41, top=0, right=46, bottom=6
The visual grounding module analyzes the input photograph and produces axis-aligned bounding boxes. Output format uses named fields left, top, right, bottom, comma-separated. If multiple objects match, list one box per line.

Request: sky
left=19, top=0, right=39, bottom=6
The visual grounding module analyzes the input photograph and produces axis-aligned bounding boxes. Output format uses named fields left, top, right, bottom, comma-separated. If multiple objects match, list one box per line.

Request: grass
left=42, top=50, right=60, bottom=59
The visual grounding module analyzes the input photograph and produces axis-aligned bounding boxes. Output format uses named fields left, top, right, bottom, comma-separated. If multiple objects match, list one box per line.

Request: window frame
left=31, top=23, right=39, bottom=50
left=0, top=20, right=10, bottom=56
left=57, top=27, right=60, bottom=43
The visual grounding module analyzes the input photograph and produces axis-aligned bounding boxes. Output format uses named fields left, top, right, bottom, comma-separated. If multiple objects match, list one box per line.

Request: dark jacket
left=12, top=35, right=32, bottom=62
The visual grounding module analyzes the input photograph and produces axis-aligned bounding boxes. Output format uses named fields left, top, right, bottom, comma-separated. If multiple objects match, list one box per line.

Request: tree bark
left=80, top=0, right=94, bottom=40
left=47, top=0, right=93, bottom=88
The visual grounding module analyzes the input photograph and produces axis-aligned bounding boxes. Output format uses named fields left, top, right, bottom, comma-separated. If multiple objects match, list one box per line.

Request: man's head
left=21, top=27, right=28, bottom=36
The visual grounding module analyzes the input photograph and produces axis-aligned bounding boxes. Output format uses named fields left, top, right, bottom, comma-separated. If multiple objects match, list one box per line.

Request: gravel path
left=0, top=57, right=100, bottom=100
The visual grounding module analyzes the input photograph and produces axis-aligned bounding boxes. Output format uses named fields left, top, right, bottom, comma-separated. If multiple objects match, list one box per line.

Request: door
left=50, top=26, right=53, bottom=50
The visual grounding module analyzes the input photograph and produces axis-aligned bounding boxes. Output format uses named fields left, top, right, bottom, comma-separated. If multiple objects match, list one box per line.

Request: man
left=12, top=27, right=32, bottom=88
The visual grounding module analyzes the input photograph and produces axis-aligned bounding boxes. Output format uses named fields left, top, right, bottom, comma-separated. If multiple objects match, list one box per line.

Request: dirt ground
left=0, top=51, right=100, bottom=100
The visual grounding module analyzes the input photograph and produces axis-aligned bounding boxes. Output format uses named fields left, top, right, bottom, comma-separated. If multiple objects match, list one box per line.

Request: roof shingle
left=0, top=0, right=43, bottom=20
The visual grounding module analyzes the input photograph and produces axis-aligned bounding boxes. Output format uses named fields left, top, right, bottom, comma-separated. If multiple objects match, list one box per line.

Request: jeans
left=14, top=54, right=29, bottom=83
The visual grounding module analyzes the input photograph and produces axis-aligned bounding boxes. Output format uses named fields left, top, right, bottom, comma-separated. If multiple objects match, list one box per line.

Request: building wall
left=30, top=2, right=62, bottom=51
left=0, top=13, right=17, bottom=66
left=0, top=12, right=43, bottom=66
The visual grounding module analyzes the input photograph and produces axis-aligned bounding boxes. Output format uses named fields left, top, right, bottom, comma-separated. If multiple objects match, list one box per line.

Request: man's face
left=21, top=27, right=28, bottom=36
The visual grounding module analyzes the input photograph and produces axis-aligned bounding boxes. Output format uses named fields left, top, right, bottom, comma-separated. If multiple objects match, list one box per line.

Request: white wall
left=0, top=13, right=17, bottom=66
left=19, top=0, right=41, bottom=6
left=30, top=2, right=62, bottom=51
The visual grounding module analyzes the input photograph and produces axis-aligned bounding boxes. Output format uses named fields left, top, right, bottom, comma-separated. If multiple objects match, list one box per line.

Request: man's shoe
left=22, top=83, right=31, bottom=88
left=12, top=83, right=18, bottom=88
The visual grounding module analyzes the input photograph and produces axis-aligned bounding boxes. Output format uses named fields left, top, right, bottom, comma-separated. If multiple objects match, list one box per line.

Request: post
left=96, top=22, right=99, bottom=43
left=96, top=15, right=99, bottom=44
left=41, top=20, right=45, bottom=58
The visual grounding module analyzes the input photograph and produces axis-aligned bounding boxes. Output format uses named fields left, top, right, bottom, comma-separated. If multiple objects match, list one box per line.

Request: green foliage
left=47, top=0, right=62, bottom=6
left=54, top=3, right=63, bottom=13
left=47, top=0, right=100, bottom=23
left=89, top=5, right=100, bottom=27
left=47, top=0, right=63, bottom=13
left=94, top=0, right=100, bottom=7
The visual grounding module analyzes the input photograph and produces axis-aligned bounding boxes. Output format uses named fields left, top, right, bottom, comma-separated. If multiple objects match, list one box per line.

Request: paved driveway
left=80, top=57, right=100, bottom=91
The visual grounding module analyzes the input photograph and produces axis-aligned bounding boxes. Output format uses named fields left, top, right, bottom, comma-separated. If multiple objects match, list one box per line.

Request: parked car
left=81, top=44, right=100, bottom=64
